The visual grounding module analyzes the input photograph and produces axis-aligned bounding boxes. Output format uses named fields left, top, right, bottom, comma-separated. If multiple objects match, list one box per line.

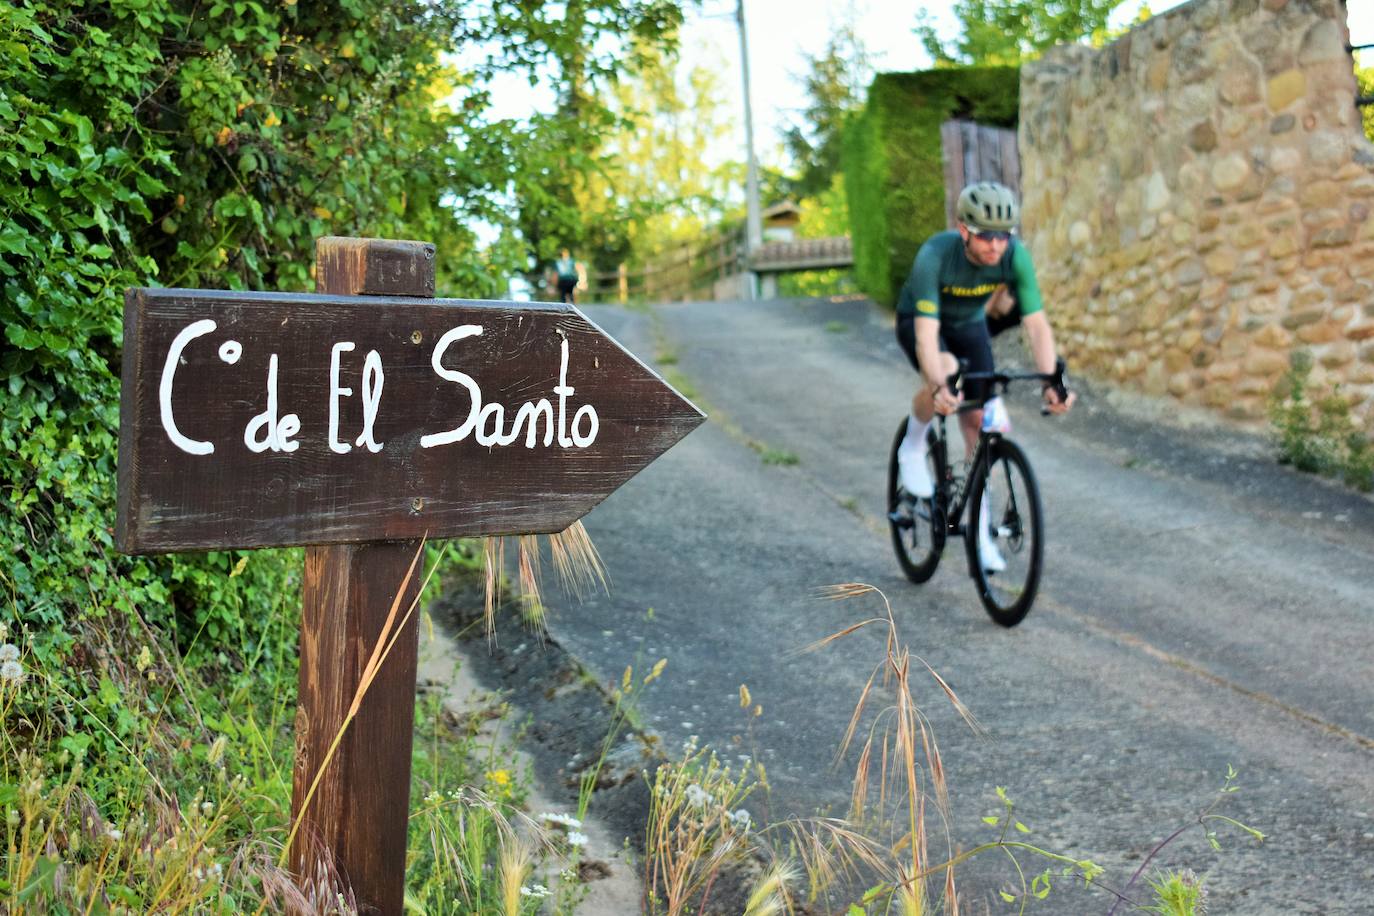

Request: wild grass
left=1269, top=348, right=1373, bottom=491
left=1, top=523, right=608, bottom=914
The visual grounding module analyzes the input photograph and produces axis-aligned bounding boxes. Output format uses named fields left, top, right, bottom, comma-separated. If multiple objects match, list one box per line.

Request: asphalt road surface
left=537, top=295, right=1374, bottom=914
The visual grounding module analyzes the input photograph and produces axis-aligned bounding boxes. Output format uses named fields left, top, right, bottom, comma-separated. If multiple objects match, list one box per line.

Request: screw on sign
left=116, top=237, right=705, bottom=915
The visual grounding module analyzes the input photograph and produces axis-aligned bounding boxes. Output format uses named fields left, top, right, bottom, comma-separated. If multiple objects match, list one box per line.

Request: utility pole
left=736, top=0, right=762, bottom=301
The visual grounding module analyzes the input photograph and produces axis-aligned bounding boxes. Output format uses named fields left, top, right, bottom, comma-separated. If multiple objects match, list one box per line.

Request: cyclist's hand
left=932, top=385, right=960, bottom=415
left=1042, top=385, right=1075, bottom=414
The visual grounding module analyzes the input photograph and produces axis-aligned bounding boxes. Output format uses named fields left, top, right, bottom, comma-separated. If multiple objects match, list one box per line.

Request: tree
left=487, top=0, right=690, bottom=267
left=779, top=23, right=872, bottom=201
left=1358, top=64, right=1374, bottom=144
left=915, top=0, right=1126, bottom=66
left=570, top=37, right=743, bottom=281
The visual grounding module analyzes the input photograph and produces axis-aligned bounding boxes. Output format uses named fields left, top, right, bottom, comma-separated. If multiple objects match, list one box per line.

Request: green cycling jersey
left=895, top=231, right=1044, bottom=327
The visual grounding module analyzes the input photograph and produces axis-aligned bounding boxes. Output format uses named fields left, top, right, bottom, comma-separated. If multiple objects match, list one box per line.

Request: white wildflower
left=686, top=784, right=710, bottom=809
left=0, top=644, right=18, bottom=662
left=729, top=808, right=752, bottom=832
left=201, top=801, right=214, bottom=815
left=107, top=827, right=123, bottom=841
left=520, top=884, right=552, bottom=898
left=540, top=812, right=582, bottom=829
left=566, top=831, right=588, bottom=847
left=0, top=660, right=23, bottom=684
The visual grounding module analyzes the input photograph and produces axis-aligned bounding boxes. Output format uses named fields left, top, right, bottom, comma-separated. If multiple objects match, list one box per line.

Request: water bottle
left=982, top=396, right=1011, bottom=433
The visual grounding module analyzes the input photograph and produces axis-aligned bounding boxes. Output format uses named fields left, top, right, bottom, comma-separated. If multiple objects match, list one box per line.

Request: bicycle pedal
left=888, top=511, right=913, bottom=528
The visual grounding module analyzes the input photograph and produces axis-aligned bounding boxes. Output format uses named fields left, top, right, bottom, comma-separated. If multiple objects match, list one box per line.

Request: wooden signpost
left=116, top=237, right=704, bottom=914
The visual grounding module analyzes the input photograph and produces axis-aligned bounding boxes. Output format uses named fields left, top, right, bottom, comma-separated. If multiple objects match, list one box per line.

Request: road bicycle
left=887, top=359, right=1068, bottom=627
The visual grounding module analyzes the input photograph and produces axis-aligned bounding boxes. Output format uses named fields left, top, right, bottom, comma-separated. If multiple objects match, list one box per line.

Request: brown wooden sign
left=117, top=287, right=704, bottom=552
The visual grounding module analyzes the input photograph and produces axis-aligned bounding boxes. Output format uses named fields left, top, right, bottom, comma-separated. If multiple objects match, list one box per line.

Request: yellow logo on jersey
left=916, top=299, right=938, bottom=315
left=942, top=283, right=998, bottom=297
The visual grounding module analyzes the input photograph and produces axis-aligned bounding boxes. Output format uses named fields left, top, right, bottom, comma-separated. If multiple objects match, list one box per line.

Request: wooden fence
left=534, top=228, right=746, bottom=305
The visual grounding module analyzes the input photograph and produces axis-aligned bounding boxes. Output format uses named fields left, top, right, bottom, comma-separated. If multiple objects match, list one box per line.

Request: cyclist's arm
left=1023, top=311, right=1075, bottom=412
left=915, top=316, right=946, bottom=392
left=1022, top=310, right=1058, bottom=376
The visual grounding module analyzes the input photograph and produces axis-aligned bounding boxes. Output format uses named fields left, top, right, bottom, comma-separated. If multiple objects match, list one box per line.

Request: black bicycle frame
left=930, top=415, right=1004, bottom=539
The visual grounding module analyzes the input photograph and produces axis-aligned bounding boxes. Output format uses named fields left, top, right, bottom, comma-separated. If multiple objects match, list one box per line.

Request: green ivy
left=841, top=66, right=1019, bottom=307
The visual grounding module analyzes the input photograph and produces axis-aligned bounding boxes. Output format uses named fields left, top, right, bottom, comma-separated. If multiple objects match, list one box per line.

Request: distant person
left=553, top=249, right=581, bottom=304
left=893, top=181, right=1075, bottom=571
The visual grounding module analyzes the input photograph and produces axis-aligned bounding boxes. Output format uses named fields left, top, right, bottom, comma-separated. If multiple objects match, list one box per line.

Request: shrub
left=1268, top=350, right=1373, bottom=492
left=841, top=66, right=1019, bottom=307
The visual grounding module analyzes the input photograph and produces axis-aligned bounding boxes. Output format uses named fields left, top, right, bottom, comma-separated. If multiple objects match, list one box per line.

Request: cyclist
left=894, top=181, right=1075, bottom=570
left=552, top=249, right=582, bottom=304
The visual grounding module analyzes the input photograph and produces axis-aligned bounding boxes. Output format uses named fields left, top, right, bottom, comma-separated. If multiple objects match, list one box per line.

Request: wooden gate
left=940, top=120, right=1021, bottom=228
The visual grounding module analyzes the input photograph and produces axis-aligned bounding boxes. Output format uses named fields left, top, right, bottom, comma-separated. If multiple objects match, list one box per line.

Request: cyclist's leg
left=939, top=320, right=994, bottom=458
left=895, top=314, right=956, bottom=497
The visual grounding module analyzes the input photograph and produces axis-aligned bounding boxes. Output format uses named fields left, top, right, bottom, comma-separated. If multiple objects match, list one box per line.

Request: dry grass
left=482, top=521, right=608, bottom=638
left=795, top=583, right=988, bottom=913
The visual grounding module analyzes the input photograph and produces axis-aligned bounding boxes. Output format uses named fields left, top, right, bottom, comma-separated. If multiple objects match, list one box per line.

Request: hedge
left=842, top=67, right=1020, bottom=307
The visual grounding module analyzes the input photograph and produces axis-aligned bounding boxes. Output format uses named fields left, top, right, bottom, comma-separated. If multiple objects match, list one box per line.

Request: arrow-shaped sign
left=117, top=287, right=705, bottom=553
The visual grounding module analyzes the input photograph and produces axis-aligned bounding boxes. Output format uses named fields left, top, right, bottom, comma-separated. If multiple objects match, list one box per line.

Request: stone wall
left=1019, top=0, right=1374, bottom=427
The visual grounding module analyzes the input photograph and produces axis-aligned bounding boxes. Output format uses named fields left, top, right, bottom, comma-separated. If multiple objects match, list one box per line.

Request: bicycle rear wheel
left=967, top=437, right=1043, bottom=627
left=888, top=418, right=945, bottom=583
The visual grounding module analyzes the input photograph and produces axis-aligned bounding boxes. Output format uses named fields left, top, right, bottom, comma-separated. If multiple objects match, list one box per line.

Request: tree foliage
left=1358, top=64, right=1374, bottom=144
left=572, top=37, right=742, bottom=277
left=915, top=0, right=1127, bottom=66
left=779, top=24, right=872, bottom=201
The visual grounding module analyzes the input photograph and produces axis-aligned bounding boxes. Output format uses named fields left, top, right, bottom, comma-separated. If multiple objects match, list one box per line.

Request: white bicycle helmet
left=956, top=181, right=1019, bottom=232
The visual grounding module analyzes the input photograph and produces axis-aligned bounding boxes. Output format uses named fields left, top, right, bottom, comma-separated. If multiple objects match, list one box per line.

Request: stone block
left=1307, top=131, right=1348, bottom=168
left=1211, top=154, right=1251, bottom=191
left=1269, top=146, right=1302, bottom=172
left=1349, top=323, right=1374, bottom=342
left=1226, top=399, right=1266, bottom=421
left=1298, top=180, right=1342, bottom=210
left=1297, top=321, right=1343, bottom=344
left=1269, top=113, right=1296, bottom=134
left=1169, top=371, right=1195, bottom=396
left=1205, top=249, right=1238, bottom=276
left=1234, top=222, right=1264, bottom=247
left=1267, top=231, right=1300, bottom=259
left=1205, top=360, right=1241, bottom=382
left=1266, top=69, right=1306, bottom=111
left=1253, top=323, right=1293, bottom=348
left=1203, top=384, right=1232, bottom=407
left=1319, top=341, right=1356, bottom=367
left=1311, top=225, right=1355, bottom=248
left=1281, top=306, right=1324, bottom=329
left=1188, top=121, right=1218, bottom=152
left=1143, top=362, right=1169, bottom=396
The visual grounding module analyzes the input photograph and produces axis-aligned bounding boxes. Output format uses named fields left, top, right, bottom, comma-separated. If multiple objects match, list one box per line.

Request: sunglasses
left=970, top=228, right=1012, bottom=242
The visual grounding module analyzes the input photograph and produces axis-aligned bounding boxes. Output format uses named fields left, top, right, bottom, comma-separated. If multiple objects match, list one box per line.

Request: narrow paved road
left=542, top=295, right=1374, bottom=913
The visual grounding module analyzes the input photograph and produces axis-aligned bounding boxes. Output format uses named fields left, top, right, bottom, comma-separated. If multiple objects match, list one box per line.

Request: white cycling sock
left=902, top=412, right=932, bottom=454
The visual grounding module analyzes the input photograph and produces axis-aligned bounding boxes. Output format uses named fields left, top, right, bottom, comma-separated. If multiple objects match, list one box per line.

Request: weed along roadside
left=113, top=236, right=704, bottom=914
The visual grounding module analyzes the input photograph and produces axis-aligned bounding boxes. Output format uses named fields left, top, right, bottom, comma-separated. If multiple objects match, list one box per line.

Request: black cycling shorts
left=895, top=313, right=996, bottom=404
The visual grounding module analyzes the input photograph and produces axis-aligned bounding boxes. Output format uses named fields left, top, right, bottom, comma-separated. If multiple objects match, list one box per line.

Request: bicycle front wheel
left=888, top=418, right=945, bottom=583
left=967, top=437, right=1043, bottom=627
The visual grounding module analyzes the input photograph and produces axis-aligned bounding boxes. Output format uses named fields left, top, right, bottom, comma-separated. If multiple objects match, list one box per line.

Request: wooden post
left=289, top=238, right=432, bottom=915
left=618, top=262, right=628, bottom=304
